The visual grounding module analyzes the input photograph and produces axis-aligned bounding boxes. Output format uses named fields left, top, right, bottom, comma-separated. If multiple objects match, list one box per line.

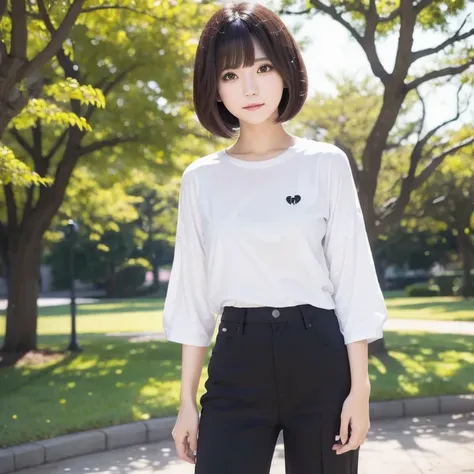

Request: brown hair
left=193, top=2, right=308, bottom=138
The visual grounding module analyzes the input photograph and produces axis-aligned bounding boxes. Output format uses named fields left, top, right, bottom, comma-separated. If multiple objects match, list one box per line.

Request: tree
left=404, top=139, right=474, bottom=297
left=0, top=1, right=217, bottom=353
left=129, top=173, right=180, bottom=292
left=281, top=0, right=474, bottom=353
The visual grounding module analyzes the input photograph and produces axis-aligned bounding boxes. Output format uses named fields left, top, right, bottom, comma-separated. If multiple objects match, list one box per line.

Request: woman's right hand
left=172, top=402, right=200, bottom=464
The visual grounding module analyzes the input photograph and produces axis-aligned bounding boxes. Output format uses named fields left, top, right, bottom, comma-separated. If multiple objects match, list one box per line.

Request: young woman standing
left=162, top=3, right=388, bottom=473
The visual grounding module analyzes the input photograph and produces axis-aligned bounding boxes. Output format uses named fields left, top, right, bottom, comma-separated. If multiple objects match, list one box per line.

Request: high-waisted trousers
left=195, top=304, right=359, bottom=474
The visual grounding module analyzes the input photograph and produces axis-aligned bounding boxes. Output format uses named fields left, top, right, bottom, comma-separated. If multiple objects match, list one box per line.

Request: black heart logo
left=286, top=195, right=301, bottom=205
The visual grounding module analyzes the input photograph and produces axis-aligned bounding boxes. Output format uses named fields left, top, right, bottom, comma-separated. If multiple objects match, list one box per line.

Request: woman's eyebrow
left=254, top=57, right=269, bottom=62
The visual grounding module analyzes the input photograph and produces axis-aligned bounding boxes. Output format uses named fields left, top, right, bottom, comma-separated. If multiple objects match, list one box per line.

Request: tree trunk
left=1, top=237, right=42, bottom=352
left=457, top=230, right=473, bottom=298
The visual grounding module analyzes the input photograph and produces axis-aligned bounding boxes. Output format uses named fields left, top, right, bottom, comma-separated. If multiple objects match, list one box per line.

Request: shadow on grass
left=0, top=297, right=166, bottom=320
left=36, top=298, right=165, bottom=318
left=370, top=331, right=474, bottom=401
left=386, top=298, right=474, bottom=313
left=0, top=331, right=473, bottom=448
left=0, top=332, right=212, bottom=447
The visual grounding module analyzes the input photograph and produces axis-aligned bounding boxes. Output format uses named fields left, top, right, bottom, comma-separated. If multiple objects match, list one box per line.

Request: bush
left=385, top=275, right=429, bottom=290
left=405, top=283, right=440, bottom=297
left=433, top=274, right=458, bottom=296
left=453, top=276, right=474, bottom=297
left=105, top=258, right=152, bottom=297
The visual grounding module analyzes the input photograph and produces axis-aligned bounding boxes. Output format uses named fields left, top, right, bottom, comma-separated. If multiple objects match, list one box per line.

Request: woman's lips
left=243, top=103, right=264, bottom=111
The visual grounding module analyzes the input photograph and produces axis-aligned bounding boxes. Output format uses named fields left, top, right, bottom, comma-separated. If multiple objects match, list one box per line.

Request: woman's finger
left=339, top=415, right=350, bottom=444
left=335, top=438, right=361, bottom=455
left=174, top=433, right=195, bottom=464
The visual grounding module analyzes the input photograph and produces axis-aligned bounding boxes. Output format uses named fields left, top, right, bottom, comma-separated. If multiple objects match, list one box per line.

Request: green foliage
left=405, top=283, right=440, bottom=297
left=105, top=258, right=152, bottom=297
left=0, top=143, right=52, bottom=186
left=433, top=273, right=459, bottom=296
left=44, top=78, right=106, bottom=108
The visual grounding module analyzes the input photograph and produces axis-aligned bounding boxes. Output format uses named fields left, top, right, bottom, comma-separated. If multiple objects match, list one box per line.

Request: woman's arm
left=180, top=344, right=209, bottom=408
left=172, top=344, right=209, bottom=465
left=321, top=146, right=387, bottom=454
left=347, top=341, right=370, bottom=393
left=163, top=166, right=215, bottom=465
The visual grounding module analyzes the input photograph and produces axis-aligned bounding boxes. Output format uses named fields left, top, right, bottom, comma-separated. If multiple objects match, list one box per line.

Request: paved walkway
left=13, top=412, right=474, bottom=474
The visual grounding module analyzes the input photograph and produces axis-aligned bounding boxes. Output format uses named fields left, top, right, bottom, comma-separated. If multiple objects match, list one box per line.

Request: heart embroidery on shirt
left=286, top=195, right=301, bottom=205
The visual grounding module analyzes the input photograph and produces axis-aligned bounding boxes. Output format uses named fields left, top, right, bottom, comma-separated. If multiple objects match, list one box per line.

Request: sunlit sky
left=262, top=1, right=474, bottom=133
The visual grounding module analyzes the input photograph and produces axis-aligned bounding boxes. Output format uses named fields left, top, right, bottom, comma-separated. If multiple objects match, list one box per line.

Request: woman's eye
left=259, top=64, right=274, bottom=73
left=222, top=72, right=236, bottom=81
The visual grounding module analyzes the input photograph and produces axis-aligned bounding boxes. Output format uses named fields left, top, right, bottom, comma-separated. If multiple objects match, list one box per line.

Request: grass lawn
left=384, top=294, right=474, bottom=321
left=0, top=296, right=473, bottom=448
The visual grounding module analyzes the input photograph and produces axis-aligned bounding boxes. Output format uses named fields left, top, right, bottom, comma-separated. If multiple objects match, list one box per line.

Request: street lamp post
left=65, top=219, right=82, bottom=352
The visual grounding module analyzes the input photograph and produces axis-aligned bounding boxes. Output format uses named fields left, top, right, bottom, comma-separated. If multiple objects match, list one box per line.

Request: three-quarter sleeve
left=162, top=167, right=215, bottom=347
left=322, top=148, right=388, bottom=345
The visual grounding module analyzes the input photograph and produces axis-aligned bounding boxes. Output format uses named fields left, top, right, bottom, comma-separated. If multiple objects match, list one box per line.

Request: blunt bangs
left=215, top=20, right=256, bottom=75
left=193, top=2, right=308, bottom=139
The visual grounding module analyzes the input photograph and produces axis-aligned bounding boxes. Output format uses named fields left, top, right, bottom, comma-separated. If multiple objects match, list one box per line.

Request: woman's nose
left=242, top=73, right=258, bottom=96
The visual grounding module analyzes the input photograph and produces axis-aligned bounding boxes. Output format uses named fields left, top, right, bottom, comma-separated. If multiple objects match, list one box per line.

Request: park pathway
left=12, top=412, right=474, bottom=474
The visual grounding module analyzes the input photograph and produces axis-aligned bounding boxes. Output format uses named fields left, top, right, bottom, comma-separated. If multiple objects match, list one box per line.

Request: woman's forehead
left=216, top=33, right=266, bottom=72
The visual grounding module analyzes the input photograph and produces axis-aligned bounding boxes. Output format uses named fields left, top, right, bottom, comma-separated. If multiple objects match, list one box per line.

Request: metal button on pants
left=195, top=304, right=357, bottom=474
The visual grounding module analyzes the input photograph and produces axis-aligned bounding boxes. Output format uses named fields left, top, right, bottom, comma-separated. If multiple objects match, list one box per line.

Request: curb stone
left=0, top=396, right=473, bottom=473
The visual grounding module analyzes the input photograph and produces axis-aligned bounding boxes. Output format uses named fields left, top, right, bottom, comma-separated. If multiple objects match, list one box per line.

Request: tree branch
left=391, top=0, right=417, bottom=83
left=32, top=120, right=43, bottom=159
left=9, top=128, right=33, bottom=155
left=10, top=0, right=27, bottom=60
left=417, top=83, right=469, bottom=156
left=310, top=0, right=389, bottom=83
left=413, top=0, right=435, bottom=14
left=0, top=0, right=7, bottom=21
left=334, top=138, right=360, bottom=187
left=412, top=15, right=474, bottom=62
left=37, top=0, right=56, bottom=34
left=279, top=7, right=313, bottom=15
left=20, top=0, right=86, bottom=79
left=46, top=130, right=68, bottom=161
left=85, top=63, right=142, bottom=121
left=3, top=184, right=18, bottom=232
left=379, top=7, right=400, bottom=23
left=311, top=1, right=364, bottom=43
left=78, top=135, right=138, bottom=157
left=414, top=88, right=426, bottom=143
left=80, top=4, right=163, bottom=21
left=414, top=137, right=474, bottom=189
left=406, top=59, right=474, bottom=91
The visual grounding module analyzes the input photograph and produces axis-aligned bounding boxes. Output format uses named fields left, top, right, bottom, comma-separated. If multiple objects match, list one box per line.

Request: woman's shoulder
left=298, top=138, right=346, bottom=160
left=181, top=149, right=223, bottom=178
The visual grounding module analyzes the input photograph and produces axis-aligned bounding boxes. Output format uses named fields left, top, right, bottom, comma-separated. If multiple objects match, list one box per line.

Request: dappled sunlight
left=367, top=332, right=474, bottom=400
left=385, top=296, right=474, bottom=321
left=369, top=356, right=387, bottom=375
left=0, top=337, right=184, bottom=447
left=36, top=311, right=164, bottom=335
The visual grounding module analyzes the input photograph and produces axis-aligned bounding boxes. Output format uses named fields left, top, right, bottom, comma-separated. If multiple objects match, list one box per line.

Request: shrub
left=105, top=258, right=152, bottom=297
left=432, top=274, right=458, bottom=296
left=405, top=283, right=440, bottom=297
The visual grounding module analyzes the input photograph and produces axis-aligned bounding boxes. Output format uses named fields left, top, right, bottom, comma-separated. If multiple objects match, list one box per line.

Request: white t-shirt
left=162, top=137, right=388, bottom=347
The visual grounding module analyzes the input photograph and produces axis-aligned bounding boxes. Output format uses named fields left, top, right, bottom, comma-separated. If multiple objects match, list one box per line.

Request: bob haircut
left=193, top=2, right=308, bottom=139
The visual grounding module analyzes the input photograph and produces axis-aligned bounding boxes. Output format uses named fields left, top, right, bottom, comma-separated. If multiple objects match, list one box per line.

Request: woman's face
left=216, top=38, right=285, bottom=126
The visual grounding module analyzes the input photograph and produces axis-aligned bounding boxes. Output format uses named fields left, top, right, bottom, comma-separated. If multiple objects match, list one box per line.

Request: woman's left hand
left=332, top=388, right=370, bottom=455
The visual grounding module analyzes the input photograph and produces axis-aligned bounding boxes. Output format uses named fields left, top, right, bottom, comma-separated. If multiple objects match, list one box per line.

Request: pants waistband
left=221, top=304, right=332, bottom=329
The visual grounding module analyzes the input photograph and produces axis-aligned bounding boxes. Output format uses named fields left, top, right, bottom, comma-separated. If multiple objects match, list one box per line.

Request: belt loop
left=298, top=305, right=312, bottom=329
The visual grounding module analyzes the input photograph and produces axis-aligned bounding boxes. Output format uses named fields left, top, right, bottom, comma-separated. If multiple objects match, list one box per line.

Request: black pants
left=195, top=304, right=359, bottom=474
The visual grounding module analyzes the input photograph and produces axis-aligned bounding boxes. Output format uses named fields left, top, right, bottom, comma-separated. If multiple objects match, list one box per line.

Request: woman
left=162, top=2, right=388, bottom=473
